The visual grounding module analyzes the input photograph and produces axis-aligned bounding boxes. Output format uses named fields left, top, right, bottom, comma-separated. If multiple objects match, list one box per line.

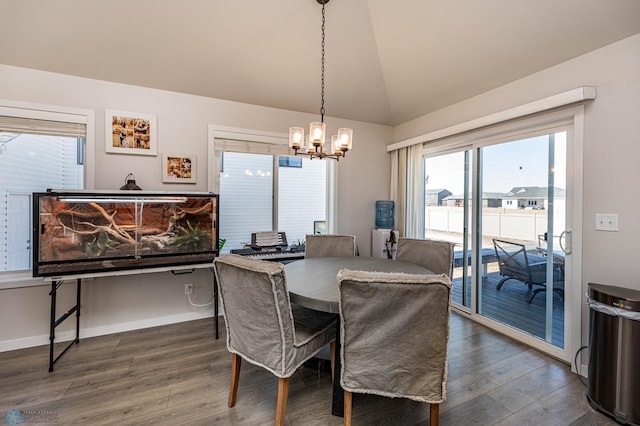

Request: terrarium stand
left=45, top=265, right=218, bottom=372
left=48, top=278, right=81, bottom=372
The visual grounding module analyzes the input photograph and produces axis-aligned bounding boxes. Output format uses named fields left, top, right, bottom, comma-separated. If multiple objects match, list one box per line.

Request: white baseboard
left=0, top=311, right=218, bottom=353
left=577, top=362, right=589, bottom=379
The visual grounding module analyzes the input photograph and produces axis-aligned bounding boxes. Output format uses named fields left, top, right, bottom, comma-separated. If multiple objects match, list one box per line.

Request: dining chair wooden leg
left=228, top=353, right=241, bottom=407
left=343, top=390, right=353, bottom=426
left=330, top=340, right=336, bottom=383
left=430, top=403, right=439, bottom=426
left=275, top=377, right=290, bottom=426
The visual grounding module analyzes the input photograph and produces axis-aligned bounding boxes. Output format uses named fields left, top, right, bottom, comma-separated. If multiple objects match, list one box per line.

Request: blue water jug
left=375, top=200, right=394, bottom=229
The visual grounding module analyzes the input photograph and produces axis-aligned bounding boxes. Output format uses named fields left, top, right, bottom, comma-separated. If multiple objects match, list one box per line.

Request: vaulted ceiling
left=1, top=0, right=639, bottom=126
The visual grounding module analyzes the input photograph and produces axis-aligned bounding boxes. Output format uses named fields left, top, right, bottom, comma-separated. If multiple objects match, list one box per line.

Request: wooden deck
left=452, top=270, right=565, bottom=348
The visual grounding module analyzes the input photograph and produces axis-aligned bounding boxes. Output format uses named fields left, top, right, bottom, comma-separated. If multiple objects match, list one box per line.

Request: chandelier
left=289, top=0, right=353, bottom=161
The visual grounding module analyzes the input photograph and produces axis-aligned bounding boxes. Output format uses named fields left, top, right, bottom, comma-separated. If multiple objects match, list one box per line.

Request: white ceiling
left=1, top=0, right=639, bottom=126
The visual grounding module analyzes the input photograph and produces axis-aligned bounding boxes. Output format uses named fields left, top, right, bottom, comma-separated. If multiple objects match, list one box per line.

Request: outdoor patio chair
left=493, top=238, right=564, bottom=303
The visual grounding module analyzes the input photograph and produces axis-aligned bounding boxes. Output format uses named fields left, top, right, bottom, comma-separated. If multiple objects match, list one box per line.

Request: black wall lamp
left=120, top=173, right=142, bottom=190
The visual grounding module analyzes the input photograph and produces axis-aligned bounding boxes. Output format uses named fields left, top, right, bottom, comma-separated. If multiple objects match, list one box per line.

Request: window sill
left=0, top=272, right=46, bottom=290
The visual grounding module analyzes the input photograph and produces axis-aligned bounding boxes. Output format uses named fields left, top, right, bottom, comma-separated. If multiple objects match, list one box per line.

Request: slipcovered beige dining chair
left=337, top=269, right=452, bottom=426
left=305, top=234, right=357, bottom=258
left=213, top=254, right=337, bottom=426
left=395, top=237, right=455, bottom=277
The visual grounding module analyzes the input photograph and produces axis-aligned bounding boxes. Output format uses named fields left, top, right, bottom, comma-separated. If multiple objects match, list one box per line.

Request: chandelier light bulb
left=337, top=128, right=353, bottom=150
left=332, top=135, right=342, bottom=155
left=306, top=135, right=315, bottom=153
left=289, top=127, right=305, bottom=149
left=309, top=122, right=325, bottom=146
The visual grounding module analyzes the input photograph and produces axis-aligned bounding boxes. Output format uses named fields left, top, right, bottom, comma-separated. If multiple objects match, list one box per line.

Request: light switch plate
left=595, top=214, right=619, bottom=231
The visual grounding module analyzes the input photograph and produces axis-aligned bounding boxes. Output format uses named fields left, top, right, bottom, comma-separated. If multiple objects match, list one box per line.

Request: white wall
left=395, top=34, right=640, bottom=348
left=0, top=64, right=392, bottom=351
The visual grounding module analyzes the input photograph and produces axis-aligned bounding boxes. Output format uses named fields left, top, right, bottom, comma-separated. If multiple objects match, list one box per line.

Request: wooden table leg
left=331, top=316, right=344, bottom=417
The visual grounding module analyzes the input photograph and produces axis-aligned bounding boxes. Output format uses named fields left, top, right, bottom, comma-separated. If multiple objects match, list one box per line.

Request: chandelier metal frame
left=289, top=0, right=353, bottom=161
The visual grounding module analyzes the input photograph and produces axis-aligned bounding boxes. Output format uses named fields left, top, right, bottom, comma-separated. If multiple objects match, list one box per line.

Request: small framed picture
left=162, top=153, right=196, bottom=183
left=314, top=220, right=326, bottom=234
left=105, top=109, right=157, bottom=156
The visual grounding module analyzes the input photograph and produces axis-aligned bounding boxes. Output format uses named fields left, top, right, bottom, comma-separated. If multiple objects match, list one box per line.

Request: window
left=278, top=156, right=302, bottom=168
left=211, top=134, right=330, bottom=253
left=219, top=152, right=274, bottom=249
left=0, top=108, right=89, bottom=274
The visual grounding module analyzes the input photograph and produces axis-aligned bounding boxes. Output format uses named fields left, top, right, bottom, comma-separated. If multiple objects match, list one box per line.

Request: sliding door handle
left=559, top=230, right=571, bottom=254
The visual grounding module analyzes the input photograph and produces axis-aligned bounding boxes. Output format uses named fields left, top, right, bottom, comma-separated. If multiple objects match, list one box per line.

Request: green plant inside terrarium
left=169, top=220, right=212, bottom=251
left=85, top=231, right=120, bottom=257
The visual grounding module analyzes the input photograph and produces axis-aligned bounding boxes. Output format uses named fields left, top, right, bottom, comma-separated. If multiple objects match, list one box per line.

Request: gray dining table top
left=284, top=256, right=433, bottom=314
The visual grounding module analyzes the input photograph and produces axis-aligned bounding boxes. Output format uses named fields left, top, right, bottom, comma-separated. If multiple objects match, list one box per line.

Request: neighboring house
left=425, top=188, right=452, bottom=206
left=501, top=186, right=566, bottom=209
left=443, top=192, right=503, bottom=208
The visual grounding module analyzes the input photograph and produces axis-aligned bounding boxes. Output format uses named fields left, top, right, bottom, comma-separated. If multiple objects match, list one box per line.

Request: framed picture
left=105, top=109, right=157, bottom=156
left=162, top=153, right=196, bottom=183
left=314, top=220, right=326, bottom=234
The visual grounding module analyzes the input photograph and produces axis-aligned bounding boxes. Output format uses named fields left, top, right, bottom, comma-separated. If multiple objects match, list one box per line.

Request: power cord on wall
left=186, top=269, right=216, bottom=307
left=574, top=345, right=588, bottom=386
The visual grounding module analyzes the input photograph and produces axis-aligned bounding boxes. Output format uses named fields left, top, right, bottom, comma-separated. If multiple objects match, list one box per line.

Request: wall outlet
left=595, top=213, right=619, bottom=231
left=184, top=283, right=194, bottom=295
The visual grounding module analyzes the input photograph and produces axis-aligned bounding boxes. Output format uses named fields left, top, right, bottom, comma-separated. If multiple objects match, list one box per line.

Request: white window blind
left=213, top=137, right=327, bottom=253
left=213, top=138, right=293, bottom=156
left=0, top=116, right=86, bottom=138
left=0, top=114, right=85, bottom=273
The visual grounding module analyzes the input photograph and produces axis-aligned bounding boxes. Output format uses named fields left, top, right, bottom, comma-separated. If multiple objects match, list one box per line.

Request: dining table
left=284, top=256, right=435, bottom=417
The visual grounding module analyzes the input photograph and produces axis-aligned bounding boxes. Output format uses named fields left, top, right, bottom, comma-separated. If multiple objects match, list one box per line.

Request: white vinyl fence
left=425, top=206, right=565, bottom=243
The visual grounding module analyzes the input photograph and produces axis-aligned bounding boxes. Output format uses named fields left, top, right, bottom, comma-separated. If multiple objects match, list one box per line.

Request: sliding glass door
left=424, top=130, right=570, bottom=353
left=478, top=133, right=566, bottom=347
left=424, top=150, right=472, bottom=308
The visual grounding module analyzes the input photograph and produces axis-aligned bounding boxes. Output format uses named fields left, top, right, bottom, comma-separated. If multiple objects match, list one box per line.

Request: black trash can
left=587, top=283, right=640, bottom=425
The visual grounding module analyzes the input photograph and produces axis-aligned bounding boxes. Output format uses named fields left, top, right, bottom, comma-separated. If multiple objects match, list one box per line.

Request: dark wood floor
left=0, top=313, right=614, bottom=425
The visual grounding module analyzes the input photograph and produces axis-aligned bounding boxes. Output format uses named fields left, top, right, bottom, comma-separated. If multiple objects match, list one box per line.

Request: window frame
left=207, top=124, right=337, bottom=237
left=421, top=105, right=585, bottom=366
left=0, top=99, right=94, bottom=288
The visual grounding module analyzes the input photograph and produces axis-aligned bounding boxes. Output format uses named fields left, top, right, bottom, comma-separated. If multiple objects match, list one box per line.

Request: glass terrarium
left=32, top=191, right=218, bottom=277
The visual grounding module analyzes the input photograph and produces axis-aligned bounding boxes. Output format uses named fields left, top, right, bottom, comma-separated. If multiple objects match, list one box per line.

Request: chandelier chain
left=320, top=1, right=326, bottom=122
left=287, top=0, right=352, bottom=161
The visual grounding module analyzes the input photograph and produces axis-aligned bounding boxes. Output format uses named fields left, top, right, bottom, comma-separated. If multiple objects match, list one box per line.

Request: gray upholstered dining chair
left=305, top=234, right=357, bottom=258
left=213, top=254, right=337, bottom=426
left=337, top=269, right=452, bottom=426
left=395, top=237, right=455, bottom=277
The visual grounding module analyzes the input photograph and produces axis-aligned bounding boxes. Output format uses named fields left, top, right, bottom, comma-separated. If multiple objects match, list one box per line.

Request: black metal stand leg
left=213, top=273, right=219, bottom=339
left=49, top=280, right=58, bottom=372
left=75, top=278, right=81, bottom=343
left=331, top=316, right=344, bottom=417
left=48, top=278, right=82, bottom=372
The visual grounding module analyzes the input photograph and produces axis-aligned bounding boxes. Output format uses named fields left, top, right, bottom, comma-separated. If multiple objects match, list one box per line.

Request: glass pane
left=0, top=134, right=83, bottom=272
left=478, top=133, right=565, bottom=348
left=425, top=151, right=472, bottom=307
left=278, top=157, right=326, bottom=246
left=219, top=152, right=273, bottom=253
left=33, top=193, right=217, bottom=277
